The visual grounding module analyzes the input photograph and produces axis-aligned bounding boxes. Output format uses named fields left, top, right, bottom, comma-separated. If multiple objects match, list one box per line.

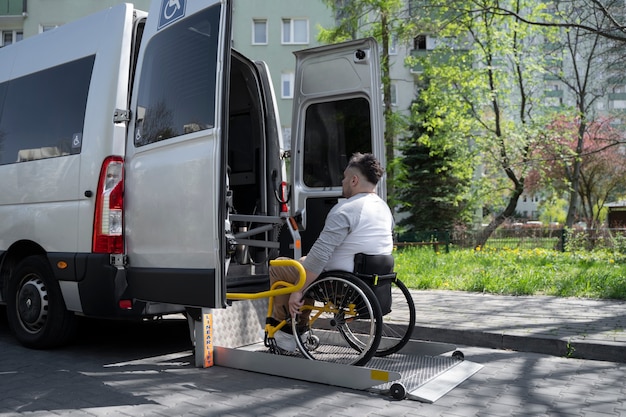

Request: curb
left=413, top=325, right=626, bottom=363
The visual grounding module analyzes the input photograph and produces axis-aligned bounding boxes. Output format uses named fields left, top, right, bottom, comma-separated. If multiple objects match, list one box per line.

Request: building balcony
left=0, top=0, right=25, bottom=17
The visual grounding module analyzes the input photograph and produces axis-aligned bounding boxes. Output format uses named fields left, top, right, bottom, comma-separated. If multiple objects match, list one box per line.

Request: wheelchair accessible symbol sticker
left=158, top=0, right=186, bottom=30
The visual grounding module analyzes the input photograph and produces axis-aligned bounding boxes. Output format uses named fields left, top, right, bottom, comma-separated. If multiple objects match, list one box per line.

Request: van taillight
left=93, top=156, right=124, bottom=254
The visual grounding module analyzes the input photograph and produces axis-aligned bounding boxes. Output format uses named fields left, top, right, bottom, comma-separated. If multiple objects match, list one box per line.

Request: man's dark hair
left=347, top=152, right=384, bottom=185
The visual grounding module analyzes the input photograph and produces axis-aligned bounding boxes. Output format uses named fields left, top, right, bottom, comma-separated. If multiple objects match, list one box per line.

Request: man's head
left=341, top=153, right=384, bottom=198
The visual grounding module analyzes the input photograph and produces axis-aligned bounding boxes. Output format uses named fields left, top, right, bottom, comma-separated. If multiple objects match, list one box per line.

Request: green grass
left=394, top=245, right=626, bottom=300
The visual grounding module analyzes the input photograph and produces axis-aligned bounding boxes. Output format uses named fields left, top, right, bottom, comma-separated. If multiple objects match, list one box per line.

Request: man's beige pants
left=269, top=256, right=311, bottom=325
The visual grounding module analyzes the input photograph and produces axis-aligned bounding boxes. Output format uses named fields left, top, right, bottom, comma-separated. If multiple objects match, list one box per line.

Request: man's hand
left=288, top=290, right=304, bottom=317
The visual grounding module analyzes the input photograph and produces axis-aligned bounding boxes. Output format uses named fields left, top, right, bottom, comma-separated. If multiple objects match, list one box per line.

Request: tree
left=476, top=0, right=626, bottom=43
left=409, top=0, right=555, bottom=247
left=396, top=96, right=473, bottom=231
left=540, top=1, right=625, bottom=226
left=534, top=115, right=626, bottom=228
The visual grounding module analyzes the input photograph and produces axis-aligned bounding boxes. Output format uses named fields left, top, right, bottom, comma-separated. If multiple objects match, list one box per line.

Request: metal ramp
left=367, top=351, right=483, bottom=402
left=193, top=298, right=482, bottom=403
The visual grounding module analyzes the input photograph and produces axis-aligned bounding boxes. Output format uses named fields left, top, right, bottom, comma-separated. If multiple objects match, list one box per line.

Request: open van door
left=124, top=0, right=231, bottom=308
left=290, top=38, right=385, bottom=253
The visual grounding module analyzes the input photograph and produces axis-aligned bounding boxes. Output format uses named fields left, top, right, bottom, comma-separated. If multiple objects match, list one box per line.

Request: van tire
left=7, top=255, right=76, bottom=349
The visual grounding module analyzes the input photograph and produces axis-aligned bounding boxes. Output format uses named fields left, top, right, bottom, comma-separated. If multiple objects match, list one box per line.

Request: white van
left=0, top=0, right=384, bottom=349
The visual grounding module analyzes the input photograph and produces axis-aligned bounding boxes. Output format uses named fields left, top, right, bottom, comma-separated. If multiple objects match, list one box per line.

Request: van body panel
left=0, top=4, right=135, bottom=255
left=289, top=38, right=385, bottom=250
left=124, top=0, right=228, bottom=308
left=0, top=160, right=81, bottom=253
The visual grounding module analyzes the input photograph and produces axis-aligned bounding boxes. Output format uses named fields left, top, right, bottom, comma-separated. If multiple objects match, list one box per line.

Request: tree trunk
left=565, top=120, right=586, bottom=227
left=380, top=13, right=395, bottom=204
left=475, top=180, right=525, bottom=248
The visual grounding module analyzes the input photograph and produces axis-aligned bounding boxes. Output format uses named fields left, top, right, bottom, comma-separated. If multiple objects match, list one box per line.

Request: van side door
left=124, top=0, right=231, bottom=308
left=290, top=38, right=385, bottom=252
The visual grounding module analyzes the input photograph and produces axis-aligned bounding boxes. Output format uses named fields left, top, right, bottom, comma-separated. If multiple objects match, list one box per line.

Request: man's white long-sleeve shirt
left=301, top=192, right=394, bottom=274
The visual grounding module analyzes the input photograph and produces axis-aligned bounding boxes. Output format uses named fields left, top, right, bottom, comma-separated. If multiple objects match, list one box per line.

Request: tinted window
left=303, top=97, right=372, bottom=187
left=0, top=56, right=94, bottom=165
left=134, top=5, right=220, bottom=146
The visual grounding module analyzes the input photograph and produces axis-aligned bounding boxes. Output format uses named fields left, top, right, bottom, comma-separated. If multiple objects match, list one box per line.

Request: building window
left=1, top=30, right=22, bottom=47
left=390, top=83, right=397, bottom=106
left=282, top=18, right=308, bottom=44
left=252, top=19, right=267, bottom=45
left=414, top=34, right=427, bottom=50
left=389, top=34, right=398, bottom=55
left=41, top=25, right=60, bottom=33
left=2, top=31, right=12, bottom=46
left=281, top=73, right=294, bottom=98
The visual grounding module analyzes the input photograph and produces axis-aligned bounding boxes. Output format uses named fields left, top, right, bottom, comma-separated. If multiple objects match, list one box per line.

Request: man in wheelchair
left=269, top=152, right=394, bottom=352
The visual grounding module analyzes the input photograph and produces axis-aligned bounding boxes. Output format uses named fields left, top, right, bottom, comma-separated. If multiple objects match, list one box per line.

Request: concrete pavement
left=0, top=290, right=625, bottom=416
left=406, top=290, right=625, bottom=363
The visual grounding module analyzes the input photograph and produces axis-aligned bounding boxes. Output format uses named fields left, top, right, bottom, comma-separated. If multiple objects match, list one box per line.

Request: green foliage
left=395, top=95, right=474, bottom=230
left=394, top=245, right=626, bottom=299
left=318, top=0, right=408, bottom=44
left=404, top=0, right=561, bottom=240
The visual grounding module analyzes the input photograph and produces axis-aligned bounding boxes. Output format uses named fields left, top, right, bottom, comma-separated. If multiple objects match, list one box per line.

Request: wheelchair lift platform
left=194, top=299, right=483, bottom=403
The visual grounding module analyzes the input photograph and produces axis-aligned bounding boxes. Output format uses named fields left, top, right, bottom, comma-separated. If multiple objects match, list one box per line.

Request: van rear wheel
left=7, top=256, right=76, bottom=349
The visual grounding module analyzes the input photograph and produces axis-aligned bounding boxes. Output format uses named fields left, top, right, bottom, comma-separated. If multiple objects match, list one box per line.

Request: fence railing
left=398, top=227, right=626, bottom=252
left=395, top=230, right=451, bottom=252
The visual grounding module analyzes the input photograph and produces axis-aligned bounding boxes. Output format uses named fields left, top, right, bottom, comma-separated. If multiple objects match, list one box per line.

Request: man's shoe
left=273, top=330, right=297, bottom=353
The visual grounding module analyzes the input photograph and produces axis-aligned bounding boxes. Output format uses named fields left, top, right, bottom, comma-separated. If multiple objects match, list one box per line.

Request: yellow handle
left=226, top=258, right=306, bottom=300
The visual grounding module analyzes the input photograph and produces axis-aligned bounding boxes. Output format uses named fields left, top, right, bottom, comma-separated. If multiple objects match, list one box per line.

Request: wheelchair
left=268, top=254, right=416, bottom=366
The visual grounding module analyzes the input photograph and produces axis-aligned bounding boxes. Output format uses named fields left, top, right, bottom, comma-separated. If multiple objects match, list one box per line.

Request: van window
left=0, top=56, right=94, bottom=165
left=134, top=5, right=220, bottom=146
left=303, top=97, right=372, bottom=187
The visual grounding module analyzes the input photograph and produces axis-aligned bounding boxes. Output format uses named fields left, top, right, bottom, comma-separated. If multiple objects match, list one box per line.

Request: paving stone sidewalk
left=405, top=290, right=626, bottom=363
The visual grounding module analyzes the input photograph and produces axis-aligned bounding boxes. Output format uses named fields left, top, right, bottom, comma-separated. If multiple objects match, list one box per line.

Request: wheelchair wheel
left=292, top=272, right=382, bottom=366
left=376, top=278, right=416, bottom=357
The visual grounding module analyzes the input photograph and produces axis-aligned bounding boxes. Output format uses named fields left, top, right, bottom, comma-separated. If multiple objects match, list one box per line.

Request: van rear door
left=124, top=0, right=231, bottom=308
left=289, top=38, right=385, bottom=252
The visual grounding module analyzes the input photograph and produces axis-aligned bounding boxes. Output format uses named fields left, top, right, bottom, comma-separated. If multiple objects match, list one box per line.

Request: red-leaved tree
left=533, top=115, right=626, bottom=229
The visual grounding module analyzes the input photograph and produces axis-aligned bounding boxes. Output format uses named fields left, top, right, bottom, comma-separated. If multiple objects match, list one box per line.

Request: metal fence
left=398, top=228, right=626, bottom=252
